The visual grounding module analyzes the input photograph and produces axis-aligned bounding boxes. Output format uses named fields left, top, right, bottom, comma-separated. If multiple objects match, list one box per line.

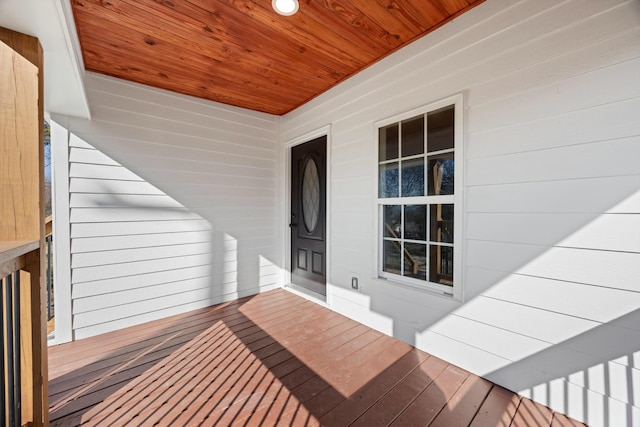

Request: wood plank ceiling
left=71, top=0, right=485, bottom=115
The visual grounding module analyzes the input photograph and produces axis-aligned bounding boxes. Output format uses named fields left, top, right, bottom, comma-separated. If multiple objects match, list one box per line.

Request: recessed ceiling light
left=272, top=0, right=299, bottom=16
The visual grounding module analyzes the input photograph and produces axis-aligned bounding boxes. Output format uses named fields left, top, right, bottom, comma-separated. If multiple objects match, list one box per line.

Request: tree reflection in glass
left=404, top=205, right=426, bottom=241
left=379, top=162, right=399, bottom=198
left=384, top=205, right=401, bottom=238
left=401, top=158, right=424, bottom=197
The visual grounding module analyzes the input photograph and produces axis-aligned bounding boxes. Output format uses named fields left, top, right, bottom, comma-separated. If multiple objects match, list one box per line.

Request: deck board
left=49, top=288, right=586, bottom=426
left=469, top=384, right=521, bottom=427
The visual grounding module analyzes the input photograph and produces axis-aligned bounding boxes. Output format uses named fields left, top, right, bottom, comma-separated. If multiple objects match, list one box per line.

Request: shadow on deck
left=48, top=289, right=585, bottom=426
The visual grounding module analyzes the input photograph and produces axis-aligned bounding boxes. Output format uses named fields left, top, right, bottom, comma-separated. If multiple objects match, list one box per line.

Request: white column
left=50, top=117, right=73, bottom=343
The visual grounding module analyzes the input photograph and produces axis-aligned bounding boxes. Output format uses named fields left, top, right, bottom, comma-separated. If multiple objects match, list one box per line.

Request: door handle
left=289, top=222, right=298, bottom=228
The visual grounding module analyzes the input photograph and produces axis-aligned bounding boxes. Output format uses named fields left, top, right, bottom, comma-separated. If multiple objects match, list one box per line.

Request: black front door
left=291, top=136, right=326, bottom=295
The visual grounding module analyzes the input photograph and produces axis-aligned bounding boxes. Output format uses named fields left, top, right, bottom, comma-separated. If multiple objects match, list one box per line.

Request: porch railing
left=0, top=241, right=46, bottom=426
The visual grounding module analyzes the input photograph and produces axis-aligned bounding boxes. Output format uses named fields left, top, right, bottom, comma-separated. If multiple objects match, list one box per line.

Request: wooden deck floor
left=49, top=289, right=586, bottom=426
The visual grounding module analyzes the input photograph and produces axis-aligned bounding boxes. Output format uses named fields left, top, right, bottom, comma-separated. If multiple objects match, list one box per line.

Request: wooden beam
left=0, top=241, right=39, bottom=270
left=0, top=26, right=47, bottom=426
left=0, top=27, right=44, bottom=243
left=0, top=27, right=42, bottom=68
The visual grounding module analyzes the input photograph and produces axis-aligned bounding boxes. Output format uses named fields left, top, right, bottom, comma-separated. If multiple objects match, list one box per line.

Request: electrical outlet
left=351, top=275, right=359, bottom=291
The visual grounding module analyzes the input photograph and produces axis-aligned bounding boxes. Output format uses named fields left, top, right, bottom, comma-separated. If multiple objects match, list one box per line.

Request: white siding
left=53, top=73, right=279, bottom=340
left=278, top=0, right=640, bottom=426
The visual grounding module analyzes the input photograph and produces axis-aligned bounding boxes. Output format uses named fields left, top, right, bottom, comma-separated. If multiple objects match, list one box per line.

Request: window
left=376, top=95, right=463, bottom=297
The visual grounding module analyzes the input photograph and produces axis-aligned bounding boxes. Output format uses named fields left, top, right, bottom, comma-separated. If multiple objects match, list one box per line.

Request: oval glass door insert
left=302, top=158, right=320, bottom=233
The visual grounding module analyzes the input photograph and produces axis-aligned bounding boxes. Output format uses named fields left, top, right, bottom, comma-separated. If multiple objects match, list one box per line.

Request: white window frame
left=374, top=94, right=464, bottom=300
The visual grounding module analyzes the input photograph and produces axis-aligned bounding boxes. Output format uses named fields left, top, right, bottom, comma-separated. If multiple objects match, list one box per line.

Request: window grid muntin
left=380, top=202, right=453, bottom=286
left=378, top=104, right=457, bottom=290
left=379, top=125, right=455, bottom=200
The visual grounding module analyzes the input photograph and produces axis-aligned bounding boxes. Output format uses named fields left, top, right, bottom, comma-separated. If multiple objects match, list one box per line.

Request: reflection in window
left=427, top=105, right=454, bottom=153
left=379, top=124, right=399, bottom=161
left=383, top=240, right=401, bottom=274
left=405, top=205, right=426, bottom=241
left=404, top=243, right=426, bottom=280
left=379, top=162, right=399, bottom=198
left=378, top=101, right=458, bottom=290
left=428, top=155, right=454, bottom=196
left=430, top=204, right=453, bottom=244
left=401, top=158, right=424, bottom=197
left=382, top=204, right=452, bottom=285
left=430, top=245, right=453, bottom=285
left=401, top=117, right=424, bottom=157
left=384, top=205, right=402, bottom=238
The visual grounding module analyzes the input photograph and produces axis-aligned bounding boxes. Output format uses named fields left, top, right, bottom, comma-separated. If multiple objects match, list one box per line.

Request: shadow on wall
left=364, top=176, right=640, bottom=427
left=208, top=232, right=279, bottom=304
left=81, top=190, right=267, bottom=303
left=67, top=136, right=277, bottom=339
left=488, top=308, right=640, bottom=426
left=87, top=190, right=278, bottom=305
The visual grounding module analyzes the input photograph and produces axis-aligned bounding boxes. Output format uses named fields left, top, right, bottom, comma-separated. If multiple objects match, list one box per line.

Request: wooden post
left=22, top=253, right=45, bottom=426
left=0, top=26, right=47, bottom=426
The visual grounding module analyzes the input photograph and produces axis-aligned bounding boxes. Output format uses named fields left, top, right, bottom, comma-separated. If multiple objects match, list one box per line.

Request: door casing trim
left=281, top=125, right=332, bottom=305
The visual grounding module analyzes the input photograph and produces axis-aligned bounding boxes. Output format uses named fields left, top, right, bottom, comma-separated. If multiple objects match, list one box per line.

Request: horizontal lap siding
left=279, top=0, right=640, bottom=426
left=60, top=74, right=278, bottom=340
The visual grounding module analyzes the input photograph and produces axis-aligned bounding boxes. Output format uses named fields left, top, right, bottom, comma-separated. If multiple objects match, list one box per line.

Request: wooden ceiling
left=71, top=0, right=485, bottom=115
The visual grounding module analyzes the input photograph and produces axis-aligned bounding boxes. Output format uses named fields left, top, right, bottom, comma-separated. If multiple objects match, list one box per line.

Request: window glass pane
left=378, top=103, right=458, bottom=289
left=383, top=205, right=402, bottom=238
left=429, top=245, right=454, bottom=286
left=379, top=124, right=399, bottom=161
left=401, top=158, right=424, bottom=197
left=302, top=158, right=320, bottom=233
left=383, top=240, right=401, bottom=275
left=404, top=205, right=426, bottom=241
left=430, top=204, right=453, bottom=244
left=427, top=105, right=454, bottom=153
left=379, top=162, right=399, bottom=198
left=401, top=116, right=424, bottom=157
left=404, top=243, right=426, bottom=280
left=428, top=154, right=454, bottom=196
